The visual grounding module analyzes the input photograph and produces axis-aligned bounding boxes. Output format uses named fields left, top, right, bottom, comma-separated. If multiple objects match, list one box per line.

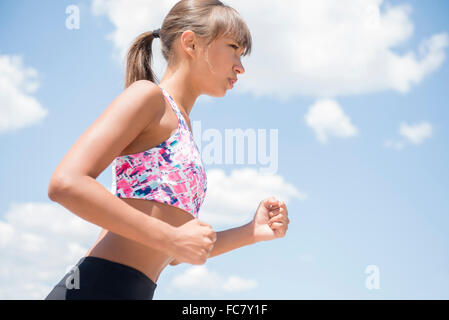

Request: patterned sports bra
left=110, top=86, right=207, bottom=219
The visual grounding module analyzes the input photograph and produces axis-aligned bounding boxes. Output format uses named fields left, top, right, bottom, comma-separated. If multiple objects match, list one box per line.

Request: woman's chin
left=211, top=89, right=227, bottom=98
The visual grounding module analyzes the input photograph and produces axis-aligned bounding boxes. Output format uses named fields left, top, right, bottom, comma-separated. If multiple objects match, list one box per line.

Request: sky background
left=1, top=0, right=448, bottom=299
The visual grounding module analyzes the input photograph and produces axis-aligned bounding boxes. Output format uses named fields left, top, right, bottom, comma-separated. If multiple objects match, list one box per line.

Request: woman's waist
left=84, top=232, right=172, bottom=284
left=85, top=198, right=194, bottom=282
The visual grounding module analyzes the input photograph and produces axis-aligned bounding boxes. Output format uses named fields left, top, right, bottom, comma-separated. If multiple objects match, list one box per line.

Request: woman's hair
left=124, top=0, right=252, bottom=89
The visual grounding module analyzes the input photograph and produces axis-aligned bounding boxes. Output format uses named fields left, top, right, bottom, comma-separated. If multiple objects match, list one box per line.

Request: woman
left=45, top=0, right=289, bottom=300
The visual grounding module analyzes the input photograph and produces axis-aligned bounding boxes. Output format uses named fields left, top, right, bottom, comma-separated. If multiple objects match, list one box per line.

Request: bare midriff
left=84, top=198, right=194, bottom=285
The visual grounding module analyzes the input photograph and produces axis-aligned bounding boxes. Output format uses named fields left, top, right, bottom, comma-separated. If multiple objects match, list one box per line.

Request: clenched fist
left=168, top=219, right=216, bottom=265
left=251, top=196, right=290, bottom=242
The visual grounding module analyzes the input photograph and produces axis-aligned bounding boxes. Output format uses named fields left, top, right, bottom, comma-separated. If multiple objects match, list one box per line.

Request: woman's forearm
left=48, top=175, right=176, bottom=254
left=207, top=221, right=257, bottom=259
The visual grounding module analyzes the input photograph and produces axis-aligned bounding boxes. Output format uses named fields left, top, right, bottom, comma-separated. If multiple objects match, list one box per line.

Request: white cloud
left=0, top=54, right=48, bottom=134
left=304, top=99, right=358, bottom=144
left=168, top=265, right=257, bottom=295
left=90, top=0, right=448, bottom=98
left=383, top=121, right=433, bottom=149
left=399, top=121, right=433, bottom=144
left=91, top=0, right=171, bottom=74
left=0, top=202, right=100, bottom=299
left=199, top=168, right=306, bottom=228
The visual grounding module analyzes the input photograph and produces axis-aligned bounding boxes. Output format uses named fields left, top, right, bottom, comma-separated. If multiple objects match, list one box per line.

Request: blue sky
left=1, top=0, right=448, bottom=299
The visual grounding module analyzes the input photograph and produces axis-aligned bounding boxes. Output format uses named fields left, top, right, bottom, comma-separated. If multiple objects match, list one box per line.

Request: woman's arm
left=169, top=221, right=255, bottom=265
left=169, top=197, right=289, bottom=265
left=48, top=80, right=174, bottom=252
left=198, top=198, right=289, bottom=259
left=49, top=175, right=177, bottom=253
left=207, top=221, right=256, bottom=259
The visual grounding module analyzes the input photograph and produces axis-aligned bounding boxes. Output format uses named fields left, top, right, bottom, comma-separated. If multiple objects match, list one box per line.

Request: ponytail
left=124, top=30, right=159, bottom=89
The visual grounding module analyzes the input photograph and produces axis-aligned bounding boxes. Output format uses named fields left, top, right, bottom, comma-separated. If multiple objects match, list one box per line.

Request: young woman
left=45, top=0, right=289, bottom=300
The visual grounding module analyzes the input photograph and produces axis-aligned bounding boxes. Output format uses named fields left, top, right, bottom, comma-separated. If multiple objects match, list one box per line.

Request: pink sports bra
left=110, top=86, right=207, bottom=219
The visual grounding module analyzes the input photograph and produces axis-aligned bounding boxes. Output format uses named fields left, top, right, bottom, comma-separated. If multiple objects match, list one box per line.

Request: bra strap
left=159, top=86, right=182, bottom=125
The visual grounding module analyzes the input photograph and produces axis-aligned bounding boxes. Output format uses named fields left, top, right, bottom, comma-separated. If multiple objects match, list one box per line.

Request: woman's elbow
left=47, top=174, right=74, bottom=201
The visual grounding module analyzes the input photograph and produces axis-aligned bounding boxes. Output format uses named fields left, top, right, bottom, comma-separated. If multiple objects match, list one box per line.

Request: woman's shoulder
left=128, top=79, right=159, bottom=90
left=123, top=80, right=166, bottom=123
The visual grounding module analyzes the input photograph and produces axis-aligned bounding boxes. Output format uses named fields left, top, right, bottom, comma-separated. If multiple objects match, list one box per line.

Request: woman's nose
left=234, top=62, right=245, bottom=75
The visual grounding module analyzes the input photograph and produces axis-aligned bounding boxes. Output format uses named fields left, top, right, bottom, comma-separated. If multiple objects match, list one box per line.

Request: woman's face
left=195, top=35, right=246, bottom=97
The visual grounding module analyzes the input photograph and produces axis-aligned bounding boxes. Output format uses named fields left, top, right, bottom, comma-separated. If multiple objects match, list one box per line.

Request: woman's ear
left=180, top=30, right=198, bottom=58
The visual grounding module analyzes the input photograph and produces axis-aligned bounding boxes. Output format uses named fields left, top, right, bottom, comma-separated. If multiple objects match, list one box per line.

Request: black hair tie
left=152, top=29, right=160, bottom=39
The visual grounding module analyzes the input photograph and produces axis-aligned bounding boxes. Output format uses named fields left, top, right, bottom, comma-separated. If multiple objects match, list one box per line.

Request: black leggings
left=45, top=256, right=157, bottom=300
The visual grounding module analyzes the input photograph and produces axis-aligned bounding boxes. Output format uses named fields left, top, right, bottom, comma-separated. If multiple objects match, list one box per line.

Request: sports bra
left=110, top=86, right=207, bottom=219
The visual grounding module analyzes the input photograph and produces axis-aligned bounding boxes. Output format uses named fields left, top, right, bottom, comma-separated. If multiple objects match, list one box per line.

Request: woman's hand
left=168, top=219, right=216, bottom=265
left=251, top=196, right=290, bottom=242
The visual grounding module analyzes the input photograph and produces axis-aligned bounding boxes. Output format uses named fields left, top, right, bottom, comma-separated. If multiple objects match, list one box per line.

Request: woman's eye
left=230, top=44, right=239, bottom=49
